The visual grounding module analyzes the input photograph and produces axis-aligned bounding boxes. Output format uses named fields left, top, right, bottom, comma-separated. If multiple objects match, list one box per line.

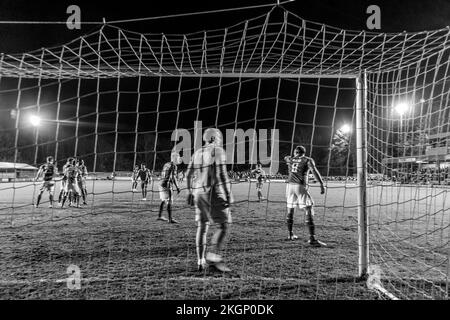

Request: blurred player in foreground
left=251, top=163, right=266, bottom=202
left=284, top=146, right=326, bottom=247
left=34, top=156, right=58, bottom=208
left=157, top=153, right=182, bottom=223
left=186, top=128, right=233, bottom=272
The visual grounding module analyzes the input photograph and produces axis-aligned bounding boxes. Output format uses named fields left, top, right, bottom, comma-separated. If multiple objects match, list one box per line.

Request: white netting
left=367, top=48, right=450, bottom=299
left=0, top=6, right=449, bottom=299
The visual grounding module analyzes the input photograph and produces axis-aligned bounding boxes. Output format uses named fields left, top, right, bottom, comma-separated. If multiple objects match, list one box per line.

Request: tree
left=329, top=129, right=356, bottom=176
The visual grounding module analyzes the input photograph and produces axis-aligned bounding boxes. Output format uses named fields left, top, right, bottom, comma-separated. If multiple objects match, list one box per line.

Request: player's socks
left=286, top=208, right=295, bottom=239
left=167, top=203, right=173, bottom=221
left=82, top=191, right=87, bottom=205
left=158, top=202, right=165, bottom=217
left=157, top=203, right=169, bottom=221
left=306, top=210, right=316, bottom=240
left=81, top=190, right=86, bottom=205
left=61, top=196, right=67, bottom=208
left=49, top=195, right=54, bottom=207
left=58, top=191, right=63, bottom=203
left=36, top=194, right=42, bottom=207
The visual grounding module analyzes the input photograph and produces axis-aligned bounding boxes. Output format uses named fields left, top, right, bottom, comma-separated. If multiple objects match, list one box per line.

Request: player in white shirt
left=186, top=128, right=233, bottom=272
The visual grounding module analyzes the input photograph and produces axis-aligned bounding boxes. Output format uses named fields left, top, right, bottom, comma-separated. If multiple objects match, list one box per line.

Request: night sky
left=0, top=0, right=449, bottom=174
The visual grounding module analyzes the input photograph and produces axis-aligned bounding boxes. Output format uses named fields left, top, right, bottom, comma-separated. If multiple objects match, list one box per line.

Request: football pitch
left=1, top=179, right=447, bottom=300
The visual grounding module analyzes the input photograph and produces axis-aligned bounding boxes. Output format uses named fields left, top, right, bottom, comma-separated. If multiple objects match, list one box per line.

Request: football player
left=138, top=164, right=151, bottom=200
left=61, top=158, right=81, bottom=208
left=284, top=146, right=326, bottom=247
left=251, top=163, right=266, bottom=202
left=34, top=156, right=58, bottom=208
left=58, top=158, right=72, bottom=204
left=131, top=165, right=140, bottom=192
left=186, top=128, right=233, bottom=272
left=157, top=153, right=182, bottom=223
left=77, top=159, right=88, bottom=205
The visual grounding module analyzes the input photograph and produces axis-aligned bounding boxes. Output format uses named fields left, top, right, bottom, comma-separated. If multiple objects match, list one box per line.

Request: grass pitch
left=3, top=179, right=446, bottom=299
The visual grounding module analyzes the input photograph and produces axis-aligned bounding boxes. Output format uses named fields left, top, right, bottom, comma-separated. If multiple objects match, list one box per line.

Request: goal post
left=356, top=72, right=369, bottom=278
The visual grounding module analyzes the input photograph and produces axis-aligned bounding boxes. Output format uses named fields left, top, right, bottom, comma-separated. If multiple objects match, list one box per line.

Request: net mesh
left=0, top=6, right=449, bottom=299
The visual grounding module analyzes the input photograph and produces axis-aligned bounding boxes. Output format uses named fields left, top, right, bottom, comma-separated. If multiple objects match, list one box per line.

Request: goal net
left=0, top=6, right=448, bottom=299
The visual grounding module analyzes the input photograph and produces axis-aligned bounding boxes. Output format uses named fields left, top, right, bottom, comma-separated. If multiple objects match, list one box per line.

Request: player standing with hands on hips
left=284, top=146, right=327, bottom=247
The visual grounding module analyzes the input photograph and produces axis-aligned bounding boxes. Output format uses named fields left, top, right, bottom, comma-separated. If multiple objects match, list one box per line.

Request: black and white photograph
left=0, top=0, right=449, bottom=309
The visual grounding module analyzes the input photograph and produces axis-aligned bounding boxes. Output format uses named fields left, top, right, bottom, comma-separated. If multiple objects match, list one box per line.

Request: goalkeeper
left=186, top=128, right=233, bottom=272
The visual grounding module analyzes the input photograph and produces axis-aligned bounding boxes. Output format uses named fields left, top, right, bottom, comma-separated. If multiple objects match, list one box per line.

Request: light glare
left=340, top=124, right=352, bottom=134
left=30, top=115, right=41, bottom=127
left=394, top=102, right=409, bottom=116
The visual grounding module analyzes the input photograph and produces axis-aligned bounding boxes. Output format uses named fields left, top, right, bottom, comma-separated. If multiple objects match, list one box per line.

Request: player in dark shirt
left=138, top=164, right=151, bottom=200
left=34, top=156, right=58, bottom=208
left=251, top=163, right=266, bottom=202
left=158, top=153, right=181, bottom=223
left=284, top=146, right=326, bottom=247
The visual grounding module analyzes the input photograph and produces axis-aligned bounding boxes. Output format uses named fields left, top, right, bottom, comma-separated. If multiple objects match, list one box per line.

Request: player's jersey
left=77, top=165, right=88, bottom=180
left=65, top=165, right=79, bottom=184
left=188, top=144, right=229, bottom=195
left=287, top=156, right=314, bottom=185
left=160, top=162, right=177, bottom=189
left=138, top=168, right=151, bottom=183
left=39, top=163, right=56, bottom=181
left=61, top=163, right=70, bottom=181
left=253, top=168, right=265, bottom=182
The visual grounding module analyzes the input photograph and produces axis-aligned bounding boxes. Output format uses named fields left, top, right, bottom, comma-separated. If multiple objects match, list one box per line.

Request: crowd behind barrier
left=388, top=167, right=450, bottom=185
left=2, top=167, right=450, bottom=186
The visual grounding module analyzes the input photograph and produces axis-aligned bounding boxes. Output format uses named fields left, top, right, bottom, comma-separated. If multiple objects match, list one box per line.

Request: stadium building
left=382, top=132, right=450, bottom=184
left=0, top=162, right=38, bottom=181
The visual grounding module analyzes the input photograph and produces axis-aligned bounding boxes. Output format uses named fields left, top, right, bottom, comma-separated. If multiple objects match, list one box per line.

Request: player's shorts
left=60, top=178, right=67, bottom=188
left=159, top=186, right=173, bottom=202
left=194, top=191, right=232, bottom=224
left=141, top=181, right=148, bottom=188
left=256, top=181, right=263, bottom=189
left=286, top=183, right=314, bottom=209
left=40, top=180, right=55, bottom=193
left=64, top=180, right=81, bottom=195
